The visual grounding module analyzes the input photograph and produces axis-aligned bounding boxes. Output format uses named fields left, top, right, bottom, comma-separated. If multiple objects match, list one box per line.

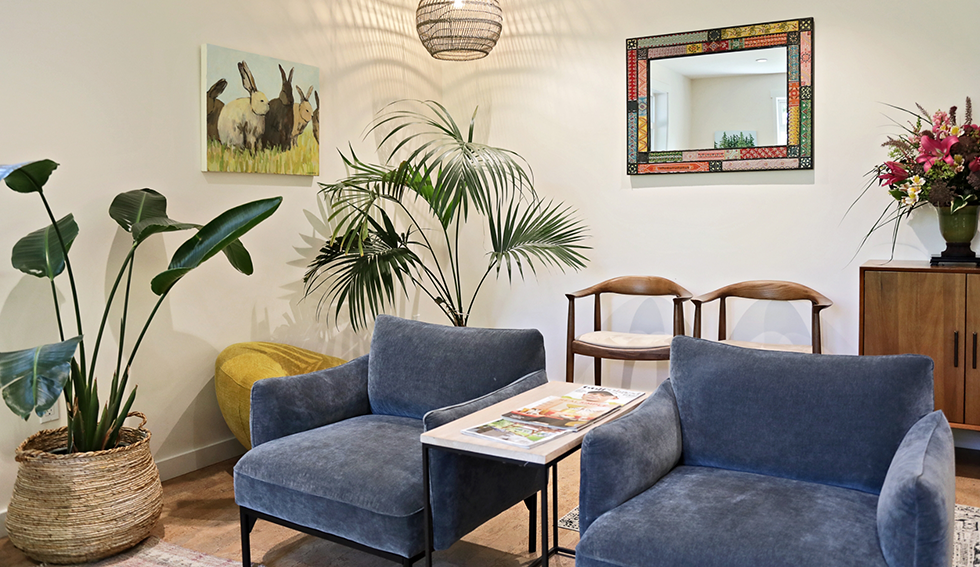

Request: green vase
left=933, top=204, right=980, bottom=265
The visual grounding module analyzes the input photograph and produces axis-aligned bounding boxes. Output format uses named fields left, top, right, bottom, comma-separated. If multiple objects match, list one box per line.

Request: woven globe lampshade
left=416, top=0, right=503, bottom=61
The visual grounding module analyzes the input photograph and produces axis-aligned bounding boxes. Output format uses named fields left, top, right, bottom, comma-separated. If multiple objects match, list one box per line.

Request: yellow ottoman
left=215, top=342, right=347, bottom=449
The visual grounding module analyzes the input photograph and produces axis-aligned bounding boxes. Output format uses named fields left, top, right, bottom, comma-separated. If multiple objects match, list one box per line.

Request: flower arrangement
left=859, top=98, right=980, bottom=252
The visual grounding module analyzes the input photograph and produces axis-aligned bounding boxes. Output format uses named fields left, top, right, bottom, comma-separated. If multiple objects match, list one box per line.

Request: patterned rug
left=560, top=503, right=980, bottom=567
left=51, top=537, right=254, bottom=567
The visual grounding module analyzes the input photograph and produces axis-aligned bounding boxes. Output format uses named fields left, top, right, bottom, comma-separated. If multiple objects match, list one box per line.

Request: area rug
left=52, top=537, right=258, bottom=567
left=560, top=503, right=980, bottom=567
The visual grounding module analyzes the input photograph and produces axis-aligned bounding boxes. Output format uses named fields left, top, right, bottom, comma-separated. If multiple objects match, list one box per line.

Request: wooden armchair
left=566, top=276, right=692, bottom=385
left=692, top=280, right=833, bottom=354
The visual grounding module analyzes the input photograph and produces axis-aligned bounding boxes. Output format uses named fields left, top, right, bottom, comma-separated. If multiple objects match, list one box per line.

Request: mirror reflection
left=648, top=47, right=787, bottom=151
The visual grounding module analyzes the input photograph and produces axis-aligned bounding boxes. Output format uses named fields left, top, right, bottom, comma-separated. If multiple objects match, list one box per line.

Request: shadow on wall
left=249, top=0, right=442, bottom=148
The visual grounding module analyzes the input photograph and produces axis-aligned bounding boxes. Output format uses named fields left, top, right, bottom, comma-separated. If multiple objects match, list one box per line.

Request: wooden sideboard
left=861, top=260, right=980, bottom=430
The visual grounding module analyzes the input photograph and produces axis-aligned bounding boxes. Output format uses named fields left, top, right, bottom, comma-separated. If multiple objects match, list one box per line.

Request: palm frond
left=488, top=197, right=590, bottom=281
left=304, top=212, right=422, bottom=331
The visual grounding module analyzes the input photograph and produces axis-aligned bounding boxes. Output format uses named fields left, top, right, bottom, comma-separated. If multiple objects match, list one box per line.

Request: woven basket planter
left=6, top=412, right=163, bottom=564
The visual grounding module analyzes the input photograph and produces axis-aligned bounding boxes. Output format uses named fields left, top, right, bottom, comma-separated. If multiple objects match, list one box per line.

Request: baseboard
left=155, top=437, right=246, bottom=482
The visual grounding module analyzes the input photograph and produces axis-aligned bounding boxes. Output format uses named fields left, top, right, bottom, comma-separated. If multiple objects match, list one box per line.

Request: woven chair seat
left=577, top=331, right=673, bottom=349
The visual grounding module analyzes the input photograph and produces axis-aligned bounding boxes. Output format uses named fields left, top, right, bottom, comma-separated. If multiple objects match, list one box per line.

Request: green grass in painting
left=207, top=128, right=319, bottom=175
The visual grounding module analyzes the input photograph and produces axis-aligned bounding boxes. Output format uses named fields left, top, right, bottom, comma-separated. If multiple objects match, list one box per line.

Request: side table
left=420, top=381, right=648, bottom=567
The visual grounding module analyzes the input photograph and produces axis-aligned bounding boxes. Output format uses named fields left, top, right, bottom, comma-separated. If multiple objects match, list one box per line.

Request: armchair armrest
left=423, top=370, right=548, bottom=431
left=877, top=410, right=955, bottom=567
left=250, top=355, right=371, bottom=447
left=579, top=379, right=682, bottom=533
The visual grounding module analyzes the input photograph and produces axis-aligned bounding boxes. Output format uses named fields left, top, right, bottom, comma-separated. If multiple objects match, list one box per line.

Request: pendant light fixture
left=416, top=0, right=503, bottom=61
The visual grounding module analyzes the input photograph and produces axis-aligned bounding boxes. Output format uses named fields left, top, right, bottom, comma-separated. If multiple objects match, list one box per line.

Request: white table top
left=421, top=381, right=649, bottom=465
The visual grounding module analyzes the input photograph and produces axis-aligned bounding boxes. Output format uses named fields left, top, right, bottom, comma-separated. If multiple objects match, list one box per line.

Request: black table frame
left=421, top=442, right=579, bottom=567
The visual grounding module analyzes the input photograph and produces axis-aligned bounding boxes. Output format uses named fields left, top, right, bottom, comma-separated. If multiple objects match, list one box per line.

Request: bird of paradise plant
left=853, top=97, right=980, bottom=254
left=304, top=100, right=590, bottom=329
left=0, top=160, right=281, bottom=452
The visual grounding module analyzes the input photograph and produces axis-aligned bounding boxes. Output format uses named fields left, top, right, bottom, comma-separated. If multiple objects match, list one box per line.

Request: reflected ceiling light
left=416, top=0, right=503, bottom=61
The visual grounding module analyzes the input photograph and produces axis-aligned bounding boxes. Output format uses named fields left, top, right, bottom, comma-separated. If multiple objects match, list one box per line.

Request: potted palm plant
left=0, top=160, right=281, bottom=563
left=304, top=101, right=590, bottom=329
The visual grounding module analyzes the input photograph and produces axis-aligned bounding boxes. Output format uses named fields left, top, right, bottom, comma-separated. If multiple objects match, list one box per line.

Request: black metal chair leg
left=525, top=494, right=537, bottom=553
left=240, top=507, right=258, bottom=567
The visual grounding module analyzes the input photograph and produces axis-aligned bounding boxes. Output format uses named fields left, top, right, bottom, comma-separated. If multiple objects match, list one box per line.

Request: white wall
left=3, top=0, right=980, bottom=536
left=689, top=73, right=785, bottom=148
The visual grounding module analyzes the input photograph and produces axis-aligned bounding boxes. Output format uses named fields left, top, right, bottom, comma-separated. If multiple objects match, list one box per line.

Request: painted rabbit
left=217, top=61, right=269, bottom=151
left=206, top=78, right=227, bottom=142
left=312, top=91, right=320, bottom=144
left=261, top=65, right=295, bottom=151
left=291, top=85, right=314, bottom=147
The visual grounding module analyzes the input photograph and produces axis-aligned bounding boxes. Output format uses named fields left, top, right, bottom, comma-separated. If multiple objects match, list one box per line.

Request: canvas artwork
left=202, top=44, right=320, bottom=175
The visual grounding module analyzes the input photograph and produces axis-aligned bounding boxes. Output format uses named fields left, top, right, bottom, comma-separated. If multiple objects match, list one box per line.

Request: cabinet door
left=966, top=275, right=980, bottom=424
left=863, top=270, right=965, bottom=423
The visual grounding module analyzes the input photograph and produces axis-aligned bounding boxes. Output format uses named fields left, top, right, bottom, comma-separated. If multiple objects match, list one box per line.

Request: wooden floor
left=4, top=448, right=980, bottom=567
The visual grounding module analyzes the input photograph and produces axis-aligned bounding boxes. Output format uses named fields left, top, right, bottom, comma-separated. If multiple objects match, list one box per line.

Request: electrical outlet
left=39, top=400, right=59, bottom=423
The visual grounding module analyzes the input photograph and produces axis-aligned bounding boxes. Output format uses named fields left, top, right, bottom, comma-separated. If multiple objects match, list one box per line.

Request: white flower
left=902, top=185, right=921, bottom=207
left=909, top=175, right=926, bottom=188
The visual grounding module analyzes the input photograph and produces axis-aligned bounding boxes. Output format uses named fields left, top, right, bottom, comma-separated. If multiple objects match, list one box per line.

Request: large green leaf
left=150, top=197, right=282, bottom=295
left=1, top=160, right=59, bottom=193
left=130, top=217, right=197, bottom=244
left=11, top=214, right=79, bottom=279
left=0, top=336, right=82, bottom=419
left=221, top=239, right=253, bottom=275
left=109, top=188, right=169, bottom=232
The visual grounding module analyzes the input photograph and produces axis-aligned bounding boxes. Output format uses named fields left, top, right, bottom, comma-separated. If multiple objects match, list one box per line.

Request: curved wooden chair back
left=566, top=276, right=693, bottom=384
left=692, top=280, right=833, bottom=353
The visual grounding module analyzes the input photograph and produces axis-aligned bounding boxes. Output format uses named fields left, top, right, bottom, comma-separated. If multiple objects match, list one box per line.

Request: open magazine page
left=501, top=386, right=645, bottom=429
left=462, top=418, right=570, bottom=448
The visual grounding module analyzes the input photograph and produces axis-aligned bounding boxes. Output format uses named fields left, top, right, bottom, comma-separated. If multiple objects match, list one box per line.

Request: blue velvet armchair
left=577, top=336, right=955, bottom=567
left=233, top=315, right=549, bottom=566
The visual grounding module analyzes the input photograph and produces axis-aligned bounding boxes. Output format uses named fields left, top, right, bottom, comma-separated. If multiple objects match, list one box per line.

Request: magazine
left=500, top=385, right=644, bottom=430
left=462, top=418, right=570, bottom=448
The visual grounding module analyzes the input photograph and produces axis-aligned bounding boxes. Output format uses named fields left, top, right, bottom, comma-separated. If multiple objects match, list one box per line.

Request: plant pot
left=5, top=412, right=163, bottom=564
left=933, top=204, right=980, bottom=265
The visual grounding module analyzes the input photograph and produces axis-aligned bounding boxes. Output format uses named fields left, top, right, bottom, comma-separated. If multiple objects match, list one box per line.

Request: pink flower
left=933, top=110, right=951, bottom=133
left=971, top=157, right=980, bottom=173
left=878, top=161, right=909, bottom=185
left=917, top=135, right=959, bottom=172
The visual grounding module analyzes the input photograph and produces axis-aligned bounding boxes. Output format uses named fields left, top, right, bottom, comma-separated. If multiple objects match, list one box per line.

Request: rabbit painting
left=203, top=45, right=319, bottom=175
left=217, top=61, right=269, bottom=152
left=312, top=91, right=320, bottom=144
left=262, top=65, right=295, bottom=151
left=205, top=79, right=227, bottom=142
left=291, top=85, right=315, bottom=148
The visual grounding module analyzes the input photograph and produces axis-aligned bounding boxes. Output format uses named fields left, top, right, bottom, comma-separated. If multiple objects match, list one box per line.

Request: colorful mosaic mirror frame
left=627, top=18, right=813, bottom=175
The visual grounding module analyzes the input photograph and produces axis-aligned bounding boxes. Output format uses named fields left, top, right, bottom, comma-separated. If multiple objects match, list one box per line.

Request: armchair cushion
left=249, top=355, right=370, bottom=447
left=578, top=379, right=681, bottom=533
left=668, top=336, right=934, bottom=493
left=368, top=315, right=546, bottom=419
left=576, top=466, right=888, bottom=567
left=877, top=410, right=955, bottom=567
left=235, top=414, right=426, bottom=557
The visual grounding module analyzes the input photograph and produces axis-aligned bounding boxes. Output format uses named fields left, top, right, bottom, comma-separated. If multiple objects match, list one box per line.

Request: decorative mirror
left=627, top=18, right=813, bottom=174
